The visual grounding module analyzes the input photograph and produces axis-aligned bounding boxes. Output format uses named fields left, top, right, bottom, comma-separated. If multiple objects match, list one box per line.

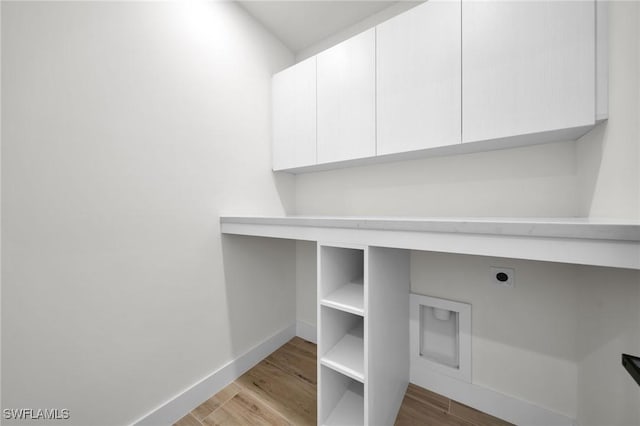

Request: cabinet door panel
left=272, top=57, right=316, bottom=171
left=462, top=0, right=595, bottom=143
left=377, top=0, right=461, bottom=155
left=317, top=29, right=376, bottom=164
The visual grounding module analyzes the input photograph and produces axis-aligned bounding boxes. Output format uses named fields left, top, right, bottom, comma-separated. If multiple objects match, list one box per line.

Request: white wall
left=295, top=1, right=421, bottom=62
left=1, top=2, right=296, bottom=425
left=411, top=253, right=580, bottom=418
left=409, top=254, right=640, bottom=425
left=573, top=6, right=640, bottom=421
left=575, top=266, right=640, bottom=426
left=295, top=140, right=579, bottom=217
left=577, top=1, right=640, bottom=220
left=296, top=241, right=317, bottom=339
left=292, top=1, right=640, bottom=424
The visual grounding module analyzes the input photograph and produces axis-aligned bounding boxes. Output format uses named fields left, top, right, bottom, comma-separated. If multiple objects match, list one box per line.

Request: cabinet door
left=462, top=0, right=595, bottom=143
left=317, top=29, right=376, bottom=164
left=272, top=57, right=316, bottom=171
left=377, top=0, right=461, bottom=155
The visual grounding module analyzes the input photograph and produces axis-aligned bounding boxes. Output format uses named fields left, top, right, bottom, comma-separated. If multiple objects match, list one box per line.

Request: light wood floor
left=174, top=337, right=512, bottom=426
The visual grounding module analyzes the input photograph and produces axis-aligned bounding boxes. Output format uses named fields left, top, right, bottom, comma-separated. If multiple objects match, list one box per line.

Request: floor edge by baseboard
left=131, top=323, right=296, bottom=426
left=132, top=323, right=577, bottom=426
left=411, top=366, right=577, bottom=426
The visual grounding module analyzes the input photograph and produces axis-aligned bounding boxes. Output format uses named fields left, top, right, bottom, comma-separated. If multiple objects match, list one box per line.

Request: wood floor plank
left=174, top=338, right=512, bottom=426
left=266, top=339, right=317, bottom=385
left=201, top=391, right=290, bottom=426
left=236, top=358, right=316, bottom=425
left=404, top=383, right=449, bottom=413
left=395, top=394, right=473, bottom=426
left=174, top=413, right=202, bottom=426
left=449, top=401, right=514, bottom=426
left=191, top=383, right=241, bottom=421
left=286, top=337, right=317, bottom=355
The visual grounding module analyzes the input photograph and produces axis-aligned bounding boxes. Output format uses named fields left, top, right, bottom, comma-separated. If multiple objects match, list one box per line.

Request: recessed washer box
left=410, top=294, right=471, bottom=383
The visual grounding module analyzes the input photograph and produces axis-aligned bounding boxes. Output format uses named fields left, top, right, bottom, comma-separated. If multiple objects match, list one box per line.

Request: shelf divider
left=321, top=277, right=364, bottom=316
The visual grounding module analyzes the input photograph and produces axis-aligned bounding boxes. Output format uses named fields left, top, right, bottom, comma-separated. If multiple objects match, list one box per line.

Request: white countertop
left=220, top=216, right=640, bottom=242
left=220, top=216, right=640, bottom=269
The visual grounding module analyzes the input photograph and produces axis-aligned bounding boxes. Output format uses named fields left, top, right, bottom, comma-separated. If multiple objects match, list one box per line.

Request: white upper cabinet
left=272, top=57, right=316, bottom=171
left=271, top=0, right=605, bottom=173
left=377, top=0, right=461, bottom=155
left=317, top=29, right=376, bottom=164
left=462, top=0, right=596, bottom=143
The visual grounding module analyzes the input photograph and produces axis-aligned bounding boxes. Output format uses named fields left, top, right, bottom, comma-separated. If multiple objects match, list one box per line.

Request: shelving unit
left=317, top=243, right=409, bottom=425
left=318, top=245, right=366, bottom=425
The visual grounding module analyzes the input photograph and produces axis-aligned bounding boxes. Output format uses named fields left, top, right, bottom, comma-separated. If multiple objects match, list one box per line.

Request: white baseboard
left=411, top=365, right=576, bottom=426
left=132, top=321, right=575, bottom=426
left=296, top=320, right=317, bottom=344
left=131, top=324, right=296, bottom=426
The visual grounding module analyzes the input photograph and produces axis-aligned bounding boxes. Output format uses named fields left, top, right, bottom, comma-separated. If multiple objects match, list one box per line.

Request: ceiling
left=237, top=1, right=399, bottom=53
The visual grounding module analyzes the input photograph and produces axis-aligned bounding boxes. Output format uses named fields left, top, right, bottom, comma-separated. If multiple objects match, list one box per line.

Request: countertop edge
left=219, top=216, right=640, bottom=242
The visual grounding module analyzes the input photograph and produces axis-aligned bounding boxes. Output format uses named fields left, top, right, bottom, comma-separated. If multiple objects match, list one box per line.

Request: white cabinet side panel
left=462, top=0, right=596, bottom=142
left=366, top=247, right=410, bottom=426
left=377, top=0, right=462, bottom=154
left=272, top=57, right=316, bottom=170
left=317, top=29, right=376, bottom=164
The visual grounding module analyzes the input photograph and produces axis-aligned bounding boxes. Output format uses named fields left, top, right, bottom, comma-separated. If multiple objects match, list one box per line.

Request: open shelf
left=321, top=321, right=364, bottom=382
left=319, top=246, right=364, bottom=303
left=324, top=381, right=364, bottom=426
left=321, top=277, right=364, bottom=316
left=320, top=365, right=364, bottom=426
